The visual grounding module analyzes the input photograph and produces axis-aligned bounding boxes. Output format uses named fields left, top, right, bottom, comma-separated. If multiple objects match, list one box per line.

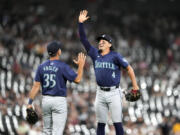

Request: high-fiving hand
left=79, top=10, right=90, bottom=23
left=73, top=52, right=86, bottom=67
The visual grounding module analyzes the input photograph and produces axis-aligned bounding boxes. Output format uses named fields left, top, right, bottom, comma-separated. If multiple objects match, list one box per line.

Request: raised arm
left=78, top=10, right=92, bottom=52
left=73, top=52, right=86, bottom=83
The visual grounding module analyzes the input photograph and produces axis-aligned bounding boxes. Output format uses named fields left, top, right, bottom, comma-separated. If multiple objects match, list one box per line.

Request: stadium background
left=0, top=0, right=180, bottom=134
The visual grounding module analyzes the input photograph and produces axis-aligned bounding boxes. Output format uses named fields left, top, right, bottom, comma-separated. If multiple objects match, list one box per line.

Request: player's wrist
left=78, top=64, right=84, bottom=68
left=133, top=85, right=139, bottom=90
left=79, top=21, right=84, bottom=23
left=78, top=61, right=85, bottom=67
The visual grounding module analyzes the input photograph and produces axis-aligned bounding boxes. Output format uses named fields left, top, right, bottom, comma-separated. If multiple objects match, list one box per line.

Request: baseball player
left=78, top=10, right=139, bottom=135
left=27, top=41, right=86, bottom=135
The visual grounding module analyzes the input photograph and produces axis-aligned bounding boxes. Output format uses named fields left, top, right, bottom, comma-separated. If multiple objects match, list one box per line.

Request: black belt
left=100, top=85, right=119, bottom=91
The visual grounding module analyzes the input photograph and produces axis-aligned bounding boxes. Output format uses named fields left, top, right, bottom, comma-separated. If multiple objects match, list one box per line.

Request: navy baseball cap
left=96, top=34, right=113, bottom=44
left=47, top=41, right=62, bottom=56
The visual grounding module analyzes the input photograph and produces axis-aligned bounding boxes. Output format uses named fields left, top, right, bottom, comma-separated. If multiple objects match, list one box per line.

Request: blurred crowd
left=0, top=0, right=180, bottom=135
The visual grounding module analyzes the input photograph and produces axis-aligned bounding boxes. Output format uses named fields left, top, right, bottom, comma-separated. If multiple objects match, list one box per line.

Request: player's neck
left=50, top=56, right=59, bottom=61
left=101, top=49, right=110, bottom=56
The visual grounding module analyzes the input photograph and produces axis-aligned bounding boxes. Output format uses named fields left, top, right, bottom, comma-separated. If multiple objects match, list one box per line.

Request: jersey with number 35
left=34, top=60, right=77, bottom=97
left=88, top=46, right=129, bottom=87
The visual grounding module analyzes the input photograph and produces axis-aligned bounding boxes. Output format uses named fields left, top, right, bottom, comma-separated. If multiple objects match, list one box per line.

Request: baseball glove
left=26, top=108, right=38, bottom=125
left=125, top=89, right=141, bottom=102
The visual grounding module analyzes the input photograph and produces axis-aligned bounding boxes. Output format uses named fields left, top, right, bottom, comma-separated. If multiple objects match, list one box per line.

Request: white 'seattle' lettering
left=95, top=60, right=115, bottom=70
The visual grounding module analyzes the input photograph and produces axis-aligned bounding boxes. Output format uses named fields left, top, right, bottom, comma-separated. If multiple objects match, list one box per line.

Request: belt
left=99, top=85, right=119, bottom=91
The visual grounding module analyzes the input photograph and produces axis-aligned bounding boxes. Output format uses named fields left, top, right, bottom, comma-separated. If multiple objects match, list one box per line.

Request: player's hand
left=27, top=104, right=33, bottom=109
left=133, top=85, right=139, bottom=90
left=73, top=52, right=86, bottom=67
left=79, top=10, right=90, bottom=23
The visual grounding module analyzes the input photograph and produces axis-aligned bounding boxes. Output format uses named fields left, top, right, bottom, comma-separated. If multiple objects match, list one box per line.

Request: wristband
left=28, top=99, right=33, bottom=105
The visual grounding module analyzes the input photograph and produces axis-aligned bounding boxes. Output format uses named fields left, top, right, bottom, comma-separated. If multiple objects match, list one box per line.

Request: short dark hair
left=110, top=46, right=114, bottom=51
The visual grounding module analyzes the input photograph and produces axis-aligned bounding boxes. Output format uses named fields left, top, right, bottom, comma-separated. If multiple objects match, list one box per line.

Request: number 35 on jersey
left=43, top=73, right=56, bottom=88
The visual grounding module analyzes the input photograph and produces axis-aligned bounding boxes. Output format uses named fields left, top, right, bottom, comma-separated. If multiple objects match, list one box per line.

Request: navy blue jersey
left=35, top=60, right=77, bottom=96
left=79, top=23, right=129, bottom=87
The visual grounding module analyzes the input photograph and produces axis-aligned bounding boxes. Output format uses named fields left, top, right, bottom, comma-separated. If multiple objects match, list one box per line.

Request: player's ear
left=108, top=43, right=112, bottom=48
left=57, top=49, right=61, bottom=56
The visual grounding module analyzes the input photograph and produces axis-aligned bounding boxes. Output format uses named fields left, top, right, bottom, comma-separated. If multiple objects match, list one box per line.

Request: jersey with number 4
left=88, top=47, right=128, bottom=87
left=35, top=60, right=77, bottom=96
left=79, top=23, right=129, bottom=87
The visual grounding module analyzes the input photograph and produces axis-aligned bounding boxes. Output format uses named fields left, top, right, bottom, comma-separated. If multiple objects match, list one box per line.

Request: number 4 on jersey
left=43, top=74, right=56, bottom=88
left=112, top=72, right=115, bottom=78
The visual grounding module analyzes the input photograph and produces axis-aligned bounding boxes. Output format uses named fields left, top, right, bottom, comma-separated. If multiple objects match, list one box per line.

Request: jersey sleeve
left=34, top=66, right=41, bottom=82
left=78, top=23, right=92, bottom=52
left=62, top=64, right=77, bottom=82
left=87, top=46, right=98, bottom=60
left=115, top=53, right=129, bottom=68
left=79, top=23, right=99, bottom=60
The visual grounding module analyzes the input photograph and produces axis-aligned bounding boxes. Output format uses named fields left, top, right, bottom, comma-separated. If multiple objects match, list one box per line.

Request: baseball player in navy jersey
left=78, top=10, right=139, bottom=135
left=27, top=41, right=86, bottom=135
